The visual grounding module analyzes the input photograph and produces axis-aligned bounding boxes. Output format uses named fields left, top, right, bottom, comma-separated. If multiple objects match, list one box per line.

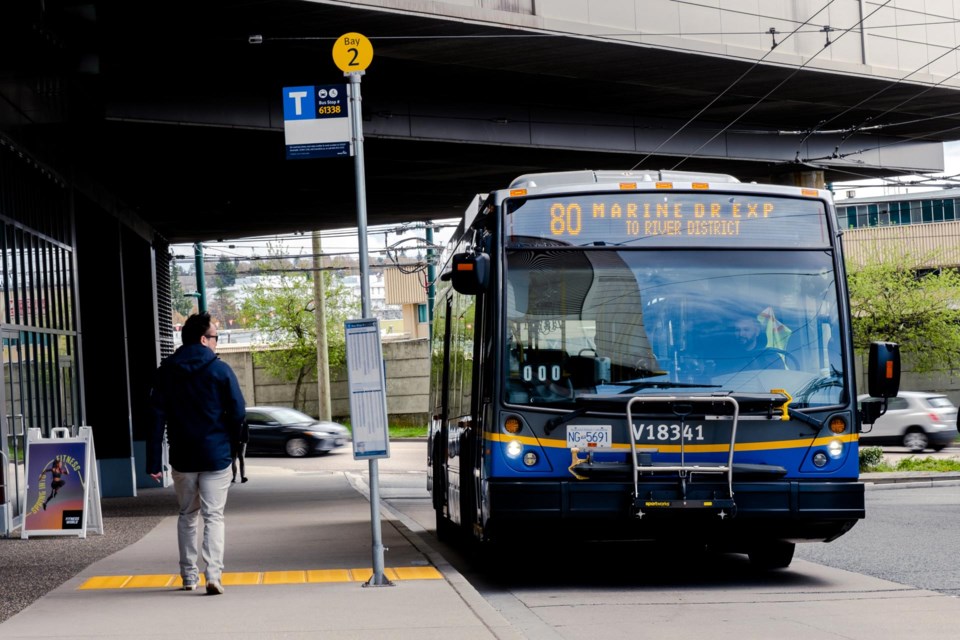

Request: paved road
left=362, top=448, right=960, bottom=640
left=87, top=443, right=956, bottom=640
left=796, top=484, right=960, bottom=597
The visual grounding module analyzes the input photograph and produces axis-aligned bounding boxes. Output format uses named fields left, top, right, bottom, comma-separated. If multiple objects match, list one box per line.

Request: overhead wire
left=630, top=0, right=849, bottom=171
left=794, top=41, right=960, bottom=156
left=257, top=5, right=958, bottom=197
left=255, top=3, right=959, bottom=169
left=805, top=119, right=960, bottom=168
left=668, top=0, right=895, bottom=172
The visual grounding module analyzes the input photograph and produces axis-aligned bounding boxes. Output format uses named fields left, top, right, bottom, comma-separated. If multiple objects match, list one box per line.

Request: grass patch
left=388, top=424, right=428, bottom=438
left=337, top=419, right=427, bottom=439
left=860, top=446, right=960, bottom=473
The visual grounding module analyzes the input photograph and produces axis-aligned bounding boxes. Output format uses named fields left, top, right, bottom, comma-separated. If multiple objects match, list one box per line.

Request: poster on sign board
left=21, top=427, right=102, bottom=538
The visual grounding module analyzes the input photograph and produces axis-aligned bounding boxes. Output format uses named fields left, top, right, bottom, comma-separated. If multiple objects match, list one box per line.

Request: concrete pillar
left=773, top=170, right=826, bottom=189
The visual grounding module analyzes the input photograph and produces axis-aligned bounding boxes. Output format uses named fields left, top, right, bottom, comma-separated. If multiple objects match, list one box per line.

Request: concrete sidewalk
left=0, top=467, right=520, bottom=640
left=4, top=465, right=959, bottom=640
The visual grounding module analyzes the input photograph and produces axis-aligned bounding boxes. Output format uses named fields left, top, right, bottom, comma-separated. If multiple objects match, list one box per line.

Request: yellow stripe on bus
left=485, top=431, right=858, bottom=452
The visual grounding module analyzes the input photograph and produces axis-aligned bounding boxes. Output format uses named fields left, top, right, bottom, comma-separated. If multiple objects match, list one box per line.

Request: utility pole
left=193, top=242, right=207, bottom=313
left=426, top=222, right=435, bottom=341
left=312, top=231, right=332, bottom=421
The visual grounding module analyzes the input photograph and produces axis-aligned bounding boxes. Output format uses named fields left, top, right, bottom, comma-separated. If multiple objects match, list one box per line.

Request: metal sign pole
left=347, top=70, right=389, bottom=587
left=350, top=74, right=372, bottom=319
left=332, top=30, right=389, bottom=588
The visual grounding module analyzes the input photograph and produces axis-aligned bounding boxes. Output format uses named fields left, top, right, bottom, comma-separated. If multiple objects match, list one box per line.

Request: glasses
left=204, top=334, right=219, bottom=341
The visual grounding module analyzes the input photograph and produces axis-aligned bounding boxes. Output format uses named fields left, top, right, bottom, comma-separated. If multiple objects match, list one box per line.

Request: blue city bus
left=428, top=170, right=899, bottom=569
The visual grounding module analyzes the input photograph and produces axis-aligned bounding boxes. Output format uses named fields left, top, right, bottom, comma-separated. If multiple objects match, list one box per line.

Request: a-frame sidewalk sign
left=21, top=426, right=102, bottom=539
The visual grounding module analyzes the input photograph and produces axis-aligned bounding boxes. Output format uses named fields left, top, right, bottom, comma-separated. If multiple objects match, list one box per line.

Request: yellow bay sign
left=332, top=32, right=373, bottom=73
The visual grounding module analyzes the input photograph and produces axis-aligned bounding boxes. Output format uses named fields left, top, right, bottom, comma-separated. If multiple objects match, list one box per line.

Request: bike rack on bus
left=625, top=395, right=740, bottom=516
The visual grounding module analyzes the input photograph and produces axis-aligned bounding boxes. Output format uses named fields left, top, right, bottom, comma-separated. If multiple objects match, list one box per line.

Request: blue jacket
left=147, top=343, right=246, bottom=474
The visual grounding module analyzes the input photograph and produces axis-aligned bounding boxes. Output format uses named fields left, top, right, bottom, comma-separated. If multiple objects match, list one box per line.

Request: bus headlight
left=506, top=440, right=523, bottom=458
left=812, top=451, right=828, bottom=467
left=828, top=439, right=843, bottom=458
left=523, top=451, right=538, bottom=466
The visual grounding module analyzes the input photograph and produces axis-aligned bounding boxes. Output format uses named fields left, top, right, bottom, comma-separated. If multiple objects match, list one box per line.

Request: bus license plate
left=566, top=425, right=612, bottom=449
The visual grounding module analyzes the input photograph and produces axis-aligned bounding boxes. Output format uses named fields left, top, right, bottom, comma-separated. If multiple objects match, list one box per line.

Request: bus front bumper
left=485, top=479, right=864, bottom=543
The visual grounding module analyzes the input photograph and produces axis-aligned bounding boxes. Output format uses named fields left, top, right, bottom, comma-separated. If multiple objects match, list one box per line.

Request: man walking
left=147, top=312, right=245, bottom=595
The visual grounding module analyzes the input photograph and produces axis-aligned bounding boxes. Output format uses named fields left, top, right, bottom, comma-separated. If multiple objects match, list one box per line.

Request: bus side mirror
left=441, top=253, right=489, bottom=295
left=867, top=341, right=900, bottom=399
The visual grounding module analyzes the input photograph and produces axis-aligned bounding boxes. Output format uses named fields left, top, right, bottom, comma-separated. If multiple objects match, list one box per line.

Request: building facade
left=840, top=190, right=960, bottom=269
left=839, top=189, right=960, bottom=403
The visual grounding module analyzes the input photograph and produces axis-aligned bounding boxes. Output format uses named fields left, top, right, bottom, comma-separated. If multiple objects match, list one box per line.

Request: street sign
left=332, top=32, right=373, bottom=73
left=282, top=84, right=351, bottom=159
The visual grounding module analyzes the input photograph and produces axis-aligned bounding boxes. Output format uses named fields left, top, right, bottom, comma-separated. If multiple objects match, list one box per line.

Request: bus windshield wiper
left=616, top=380, right=721, bottom=394
left=544, top=406, right=591, bottom=435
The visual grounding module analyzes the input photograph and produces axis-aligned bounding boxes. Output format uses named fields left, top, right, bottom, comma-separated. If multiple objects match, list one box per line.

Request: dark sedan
left=245, top=406, right=350, bottom=457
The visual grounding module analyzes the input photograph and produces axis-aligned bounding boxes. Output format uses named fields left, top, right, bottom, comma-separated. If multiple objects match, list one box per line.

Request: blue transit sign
left=282, top=84, right=351, bottom=160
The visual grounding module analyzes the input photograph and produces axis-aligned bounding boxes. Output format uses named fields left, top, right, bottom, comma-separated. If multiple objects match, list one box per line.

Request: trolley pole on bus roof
left=334, top=33, right=391, bottom=588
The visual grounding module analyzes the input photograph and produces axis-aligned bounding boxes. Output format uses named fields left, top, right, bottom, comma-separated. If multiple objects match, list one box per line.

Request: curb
left=344, top=472, right=524, bottom=640
left=861, top=471, right=960, bottom=489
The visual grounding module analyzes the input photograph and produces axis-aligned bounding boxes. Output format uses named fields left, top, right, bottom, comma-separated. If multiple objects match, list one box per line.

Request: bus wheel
left=435, top=506, right=457, bottom=543
left=748, top=541, right=795, bottom=570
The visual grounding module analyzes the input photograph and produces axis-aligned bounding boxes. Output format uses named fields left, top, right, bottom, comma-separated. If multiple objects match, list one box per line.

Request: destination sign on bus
left=506, top=193, right=830, bottom=248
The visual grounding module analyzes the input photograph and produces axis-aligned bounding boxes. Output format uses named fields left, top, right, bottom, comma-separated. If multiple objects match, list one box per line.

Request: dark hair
left=181, top=312, right=213, bottom=345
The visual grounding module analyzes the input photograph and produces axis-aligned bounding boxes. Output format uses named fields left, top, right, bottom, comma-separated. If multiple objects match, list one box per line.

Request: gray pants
left=172, top=465, right=232, bottom=585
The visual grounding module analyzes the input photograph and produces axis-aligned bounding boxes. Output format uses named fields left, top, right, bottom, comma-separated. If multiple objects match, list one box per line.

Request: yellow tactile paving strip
left=78, top=566, right=442, bottom=590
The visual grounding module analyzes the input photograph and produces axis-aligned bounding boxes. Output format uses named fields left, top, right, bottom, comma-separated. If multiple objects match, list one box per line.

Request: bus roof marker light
left=801, top=188, right=818, bottom=197
left=692, top=182, right=709, bottom=190
left=510, top=188, right=527, bottom=197
left=655, top=182, right=673, bottom=189
left=619, top=182, right=637, bottom=190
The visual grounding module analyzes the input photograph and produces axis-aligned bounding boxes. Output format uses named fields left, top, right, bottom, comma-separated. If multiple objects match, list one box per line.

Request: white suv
left=858, top=391, right=959, bottom=452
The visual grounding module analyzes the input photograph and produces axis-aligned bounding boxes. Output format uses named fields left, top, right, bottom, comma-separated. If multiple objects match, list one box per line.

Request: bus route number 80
left=550, top=203, right=582, bottom=236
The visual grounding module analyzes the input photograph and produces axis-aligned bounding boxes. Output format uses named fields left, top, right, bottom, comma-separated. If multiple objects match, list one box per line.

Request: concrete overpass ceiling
left=6, top=1, right=960, bottom=242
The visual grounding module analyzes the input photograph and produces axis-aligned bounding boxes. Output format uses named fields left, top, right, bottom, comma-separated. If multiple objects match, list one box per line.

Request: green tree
left=214, top=255, right=238, bottom=288
left=170, top=262, right=195, bottom=317
left=239, top=254, right=358, bottom=411
left=213, top=287, right=238, bottom=327
left=847, top=249, right=960, bottom=372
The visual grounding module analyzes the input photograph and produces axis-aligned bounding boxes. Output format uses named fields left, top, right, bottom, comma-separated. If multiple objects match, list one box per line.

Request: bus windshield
left=503, top=248, right=844, bottom=409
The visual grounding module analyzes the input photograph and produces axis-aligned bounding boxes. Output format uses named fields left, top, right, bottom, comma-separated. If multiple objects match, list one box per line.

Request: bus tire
left=748, top=541, right=795, bottom=570
left=435, top=506, right=457, bottom=543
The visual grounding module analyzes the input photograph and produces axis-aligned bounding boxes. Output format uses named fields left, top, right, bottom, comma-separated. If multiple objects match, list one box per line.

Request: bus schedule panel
left=505, top=193, right=830, bottom=248
left=345, top=318, right=390, bottom=460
